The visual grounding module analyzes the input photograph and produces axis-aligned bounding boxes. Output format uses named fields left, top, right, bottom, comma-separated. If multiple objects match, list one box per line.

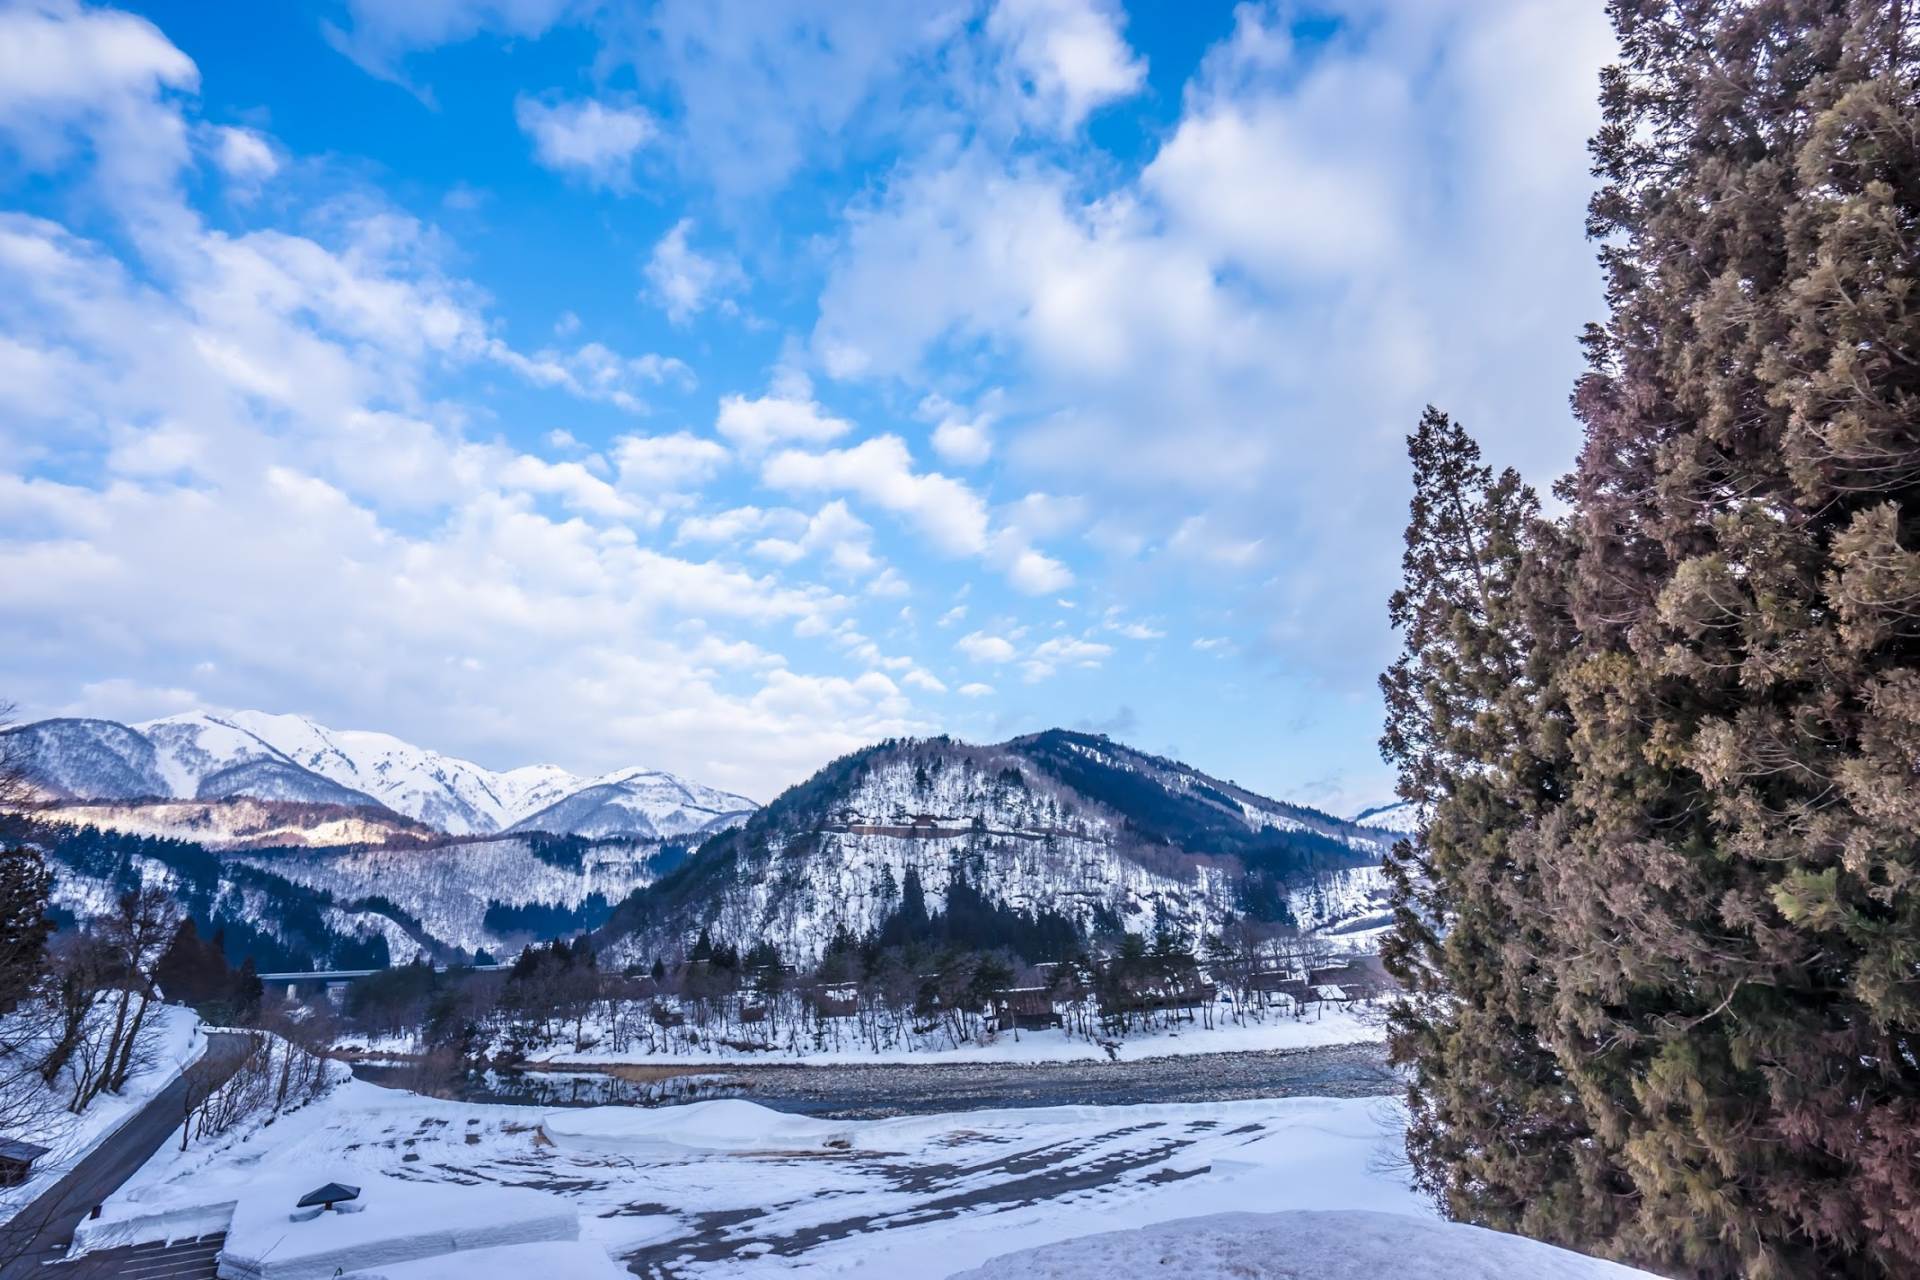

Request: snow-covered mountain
left=603, top=730, right=1391, bottom=964
left=2, top=711, right=756, bottom=842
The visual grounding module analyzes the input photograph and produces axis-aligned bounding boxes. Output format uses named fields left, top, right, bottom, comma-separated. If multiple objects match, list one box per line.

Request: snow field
left=949, top=1210, right=1659, bottom=1279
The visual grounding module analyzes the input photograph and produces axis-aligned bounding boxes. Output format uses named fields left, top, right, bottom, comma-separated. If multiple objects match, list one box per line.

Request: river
left=350, top=1040, right=1401, bottom=1119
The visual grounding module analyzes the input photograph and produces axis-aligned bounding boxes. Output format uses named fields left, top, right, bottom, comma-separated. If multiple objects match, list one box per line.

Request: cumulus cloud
left=815, top=0, right=1614, bottom=686
left=984, top=0, right=1145, bottom=134
left=920, top=393, right=994, bottom=466
left=750, top=500, right=883, bottom=579
left=644, top=218, right=746, bottom=324
left=0, top=0, right=198, bottom=205
left=612, top=431, right=730, bottom=491
left=515, top=94, right=657, bottom=190
left=956, top=631, right=1018, bottom=664
left=715, top=371, right=854, bottom=452
left=763, top=435, right=990, bottom=558
left=209, top=125, right=278, bottom=186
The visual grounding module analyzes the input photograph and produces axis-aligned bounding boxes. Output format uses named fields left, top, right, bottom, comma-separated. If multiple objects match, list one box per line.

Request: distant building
left=992, top=987, right=1063, bottom=1031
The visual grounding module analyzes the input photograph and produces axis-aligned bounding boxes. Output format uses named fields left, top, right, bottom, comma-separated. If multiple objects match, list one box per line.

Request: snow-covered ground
left=951, top=1210, right=1656, bottom=1279
left=82, top=1060, right=1653, bottom=1279
left=74, top=1075, right=1403, bottom=1277
left=541, top=1001, right=1384, bottom=1068
left=0, top=1003, right=204, bottom=1217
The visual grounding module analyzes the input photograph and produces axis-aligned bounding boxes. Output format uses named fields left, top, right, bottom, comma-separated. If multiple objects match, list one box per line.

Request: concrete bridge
left=259, top=962, right=511, bottom=1001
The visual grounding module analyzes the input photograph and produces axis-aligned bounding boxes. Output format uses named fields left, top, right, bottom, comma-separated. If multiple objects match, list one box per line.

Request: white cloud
left=631, top=0, right=958, bottom=197
left=0, top=0, right=198, bottom=205
left=210, top=125, right=278, bottom=186
left=750, top=500, right=881, bottom=578
left=763, top=435, right=989, bottom=557
left=815, top=0, right=1613, bottom=687
left=920, top=393, right=994, bottom=466
left=902, top=668, right=946, bottom=693
left=490, top=340, right=692, bottom=413
left=514, top=94, right=656, bottom=190
left=1102, top=609, right=1164, bottom=641
left=612, top=431, right=730, bottom=491
left=984, top=0, right=1145, bottom=134
left=937, top=604, right=967, bottom=627
left=1168, top=514, right=1265, bottom=568
left=1022, top=633, right=1111, bottom=680
left=715, top=372, right=854, bottom=452
left=956, top=631, right=1017, bottom=664
left=326, top=0, right=582, bottom=90
left=644, top=218, right=746, bottom=324
left=956, top=681, right=995, bottom=698
left=675, top=505, right=779, bottom=545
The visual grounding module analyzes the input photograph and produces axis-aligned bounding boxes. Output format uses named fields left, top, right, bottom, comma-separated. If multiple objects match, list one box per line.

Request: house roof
left=0, top=1139, right=50, bottom=1162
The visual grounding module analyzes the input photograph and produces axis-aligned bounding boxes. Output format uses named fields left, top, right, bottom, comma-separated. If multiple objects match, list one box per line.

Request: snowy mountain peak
left=6, top=711, right=755, bottom=842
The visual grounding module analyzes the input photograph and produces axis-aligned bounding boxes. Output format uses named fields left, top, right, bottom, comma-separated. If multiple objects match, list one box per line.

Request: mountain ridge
left=2, top=710, right=756, bottom=843
left=600, top=729, right=1390, bottom=964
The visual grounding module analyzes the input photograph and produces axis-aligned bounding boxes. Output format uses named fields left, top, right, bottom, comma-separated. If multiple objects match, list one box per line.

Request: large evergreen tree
left=1383, top=5, right=1920, bottom=1278
left=1546, top=2, right=1920, bottom=1274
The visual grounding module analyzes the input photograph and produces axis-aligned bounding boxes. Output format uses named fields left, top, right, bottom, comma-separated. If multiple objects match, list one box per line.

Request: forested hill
left=599, top=730, right=1387, bottom=965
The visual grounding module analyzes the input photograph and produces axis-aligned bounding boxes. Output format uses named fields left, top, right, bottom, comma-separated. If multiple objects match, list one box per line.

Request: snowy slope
left=1352, top=801, right=1421, bottom=836
left=3, top=711, right=756, bottom=842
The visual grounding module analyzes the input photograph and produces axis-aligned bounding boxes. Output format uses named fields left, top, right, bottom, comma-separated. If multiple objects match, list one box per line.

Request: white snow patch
left=341, top=1240, right=627, bottom=1279
left=217, top=1171, right=578, bottom=1280
left=540, top=1099, right=851, bottom=1156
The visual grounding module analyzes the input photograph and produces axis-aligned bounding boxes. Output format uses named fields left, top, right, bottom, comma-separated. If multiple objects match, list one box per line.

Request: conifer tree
left=1379, top=409, right=1618, bottom=1244
left=1540, top=2, right=1920, bottom=1274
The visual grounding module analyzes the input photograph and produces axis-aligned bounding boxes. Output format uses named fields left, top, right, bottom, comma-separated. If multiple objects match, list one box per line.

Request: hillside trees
left=1384, top=3, right=1920, bottom=1276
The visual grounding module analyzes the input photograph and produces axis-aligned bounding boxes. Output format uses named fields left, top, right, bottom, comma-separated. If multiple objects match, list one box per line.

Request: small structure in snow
left=297, top=1182, right=362, bottom=1211
left=0, top=1138, right=50, bottom=1187
left=992, top=987, right=1063, bottom=1031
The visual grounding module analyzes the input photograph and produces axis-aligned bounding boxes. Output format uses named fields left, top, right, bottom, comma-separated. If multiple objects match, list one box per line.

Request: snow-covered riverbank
left=536, top=1000, right=1383, bottom=1069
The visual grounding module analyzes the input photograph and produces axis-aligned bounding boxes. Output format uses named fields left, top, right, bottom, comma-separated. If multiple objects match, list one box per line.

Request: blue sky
left=0, top=0, right=1614, bottom=809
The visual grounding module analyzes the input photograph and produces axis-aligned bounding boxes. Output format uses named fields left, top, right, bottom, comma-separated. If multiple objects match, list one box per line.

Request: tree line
left=1380, top=4, right=1919, bottom=1277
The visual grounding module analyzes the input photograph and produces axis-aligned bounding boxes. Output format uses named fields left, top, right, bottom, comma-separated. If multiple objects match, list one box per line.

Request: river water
left=351, top=1040, right=1401, bottom=1119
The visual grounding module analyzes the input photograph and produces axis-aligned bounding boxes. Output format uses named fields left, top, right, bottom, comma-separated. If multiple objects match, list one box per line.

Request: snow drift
left=948, top=1209, right=1659, bottom=1279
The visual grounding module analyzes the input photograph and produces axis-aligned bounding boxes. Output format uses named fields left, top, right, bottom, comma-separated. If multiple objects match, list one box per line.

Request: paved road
left=0, top=1032, right=251, bottom=1279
